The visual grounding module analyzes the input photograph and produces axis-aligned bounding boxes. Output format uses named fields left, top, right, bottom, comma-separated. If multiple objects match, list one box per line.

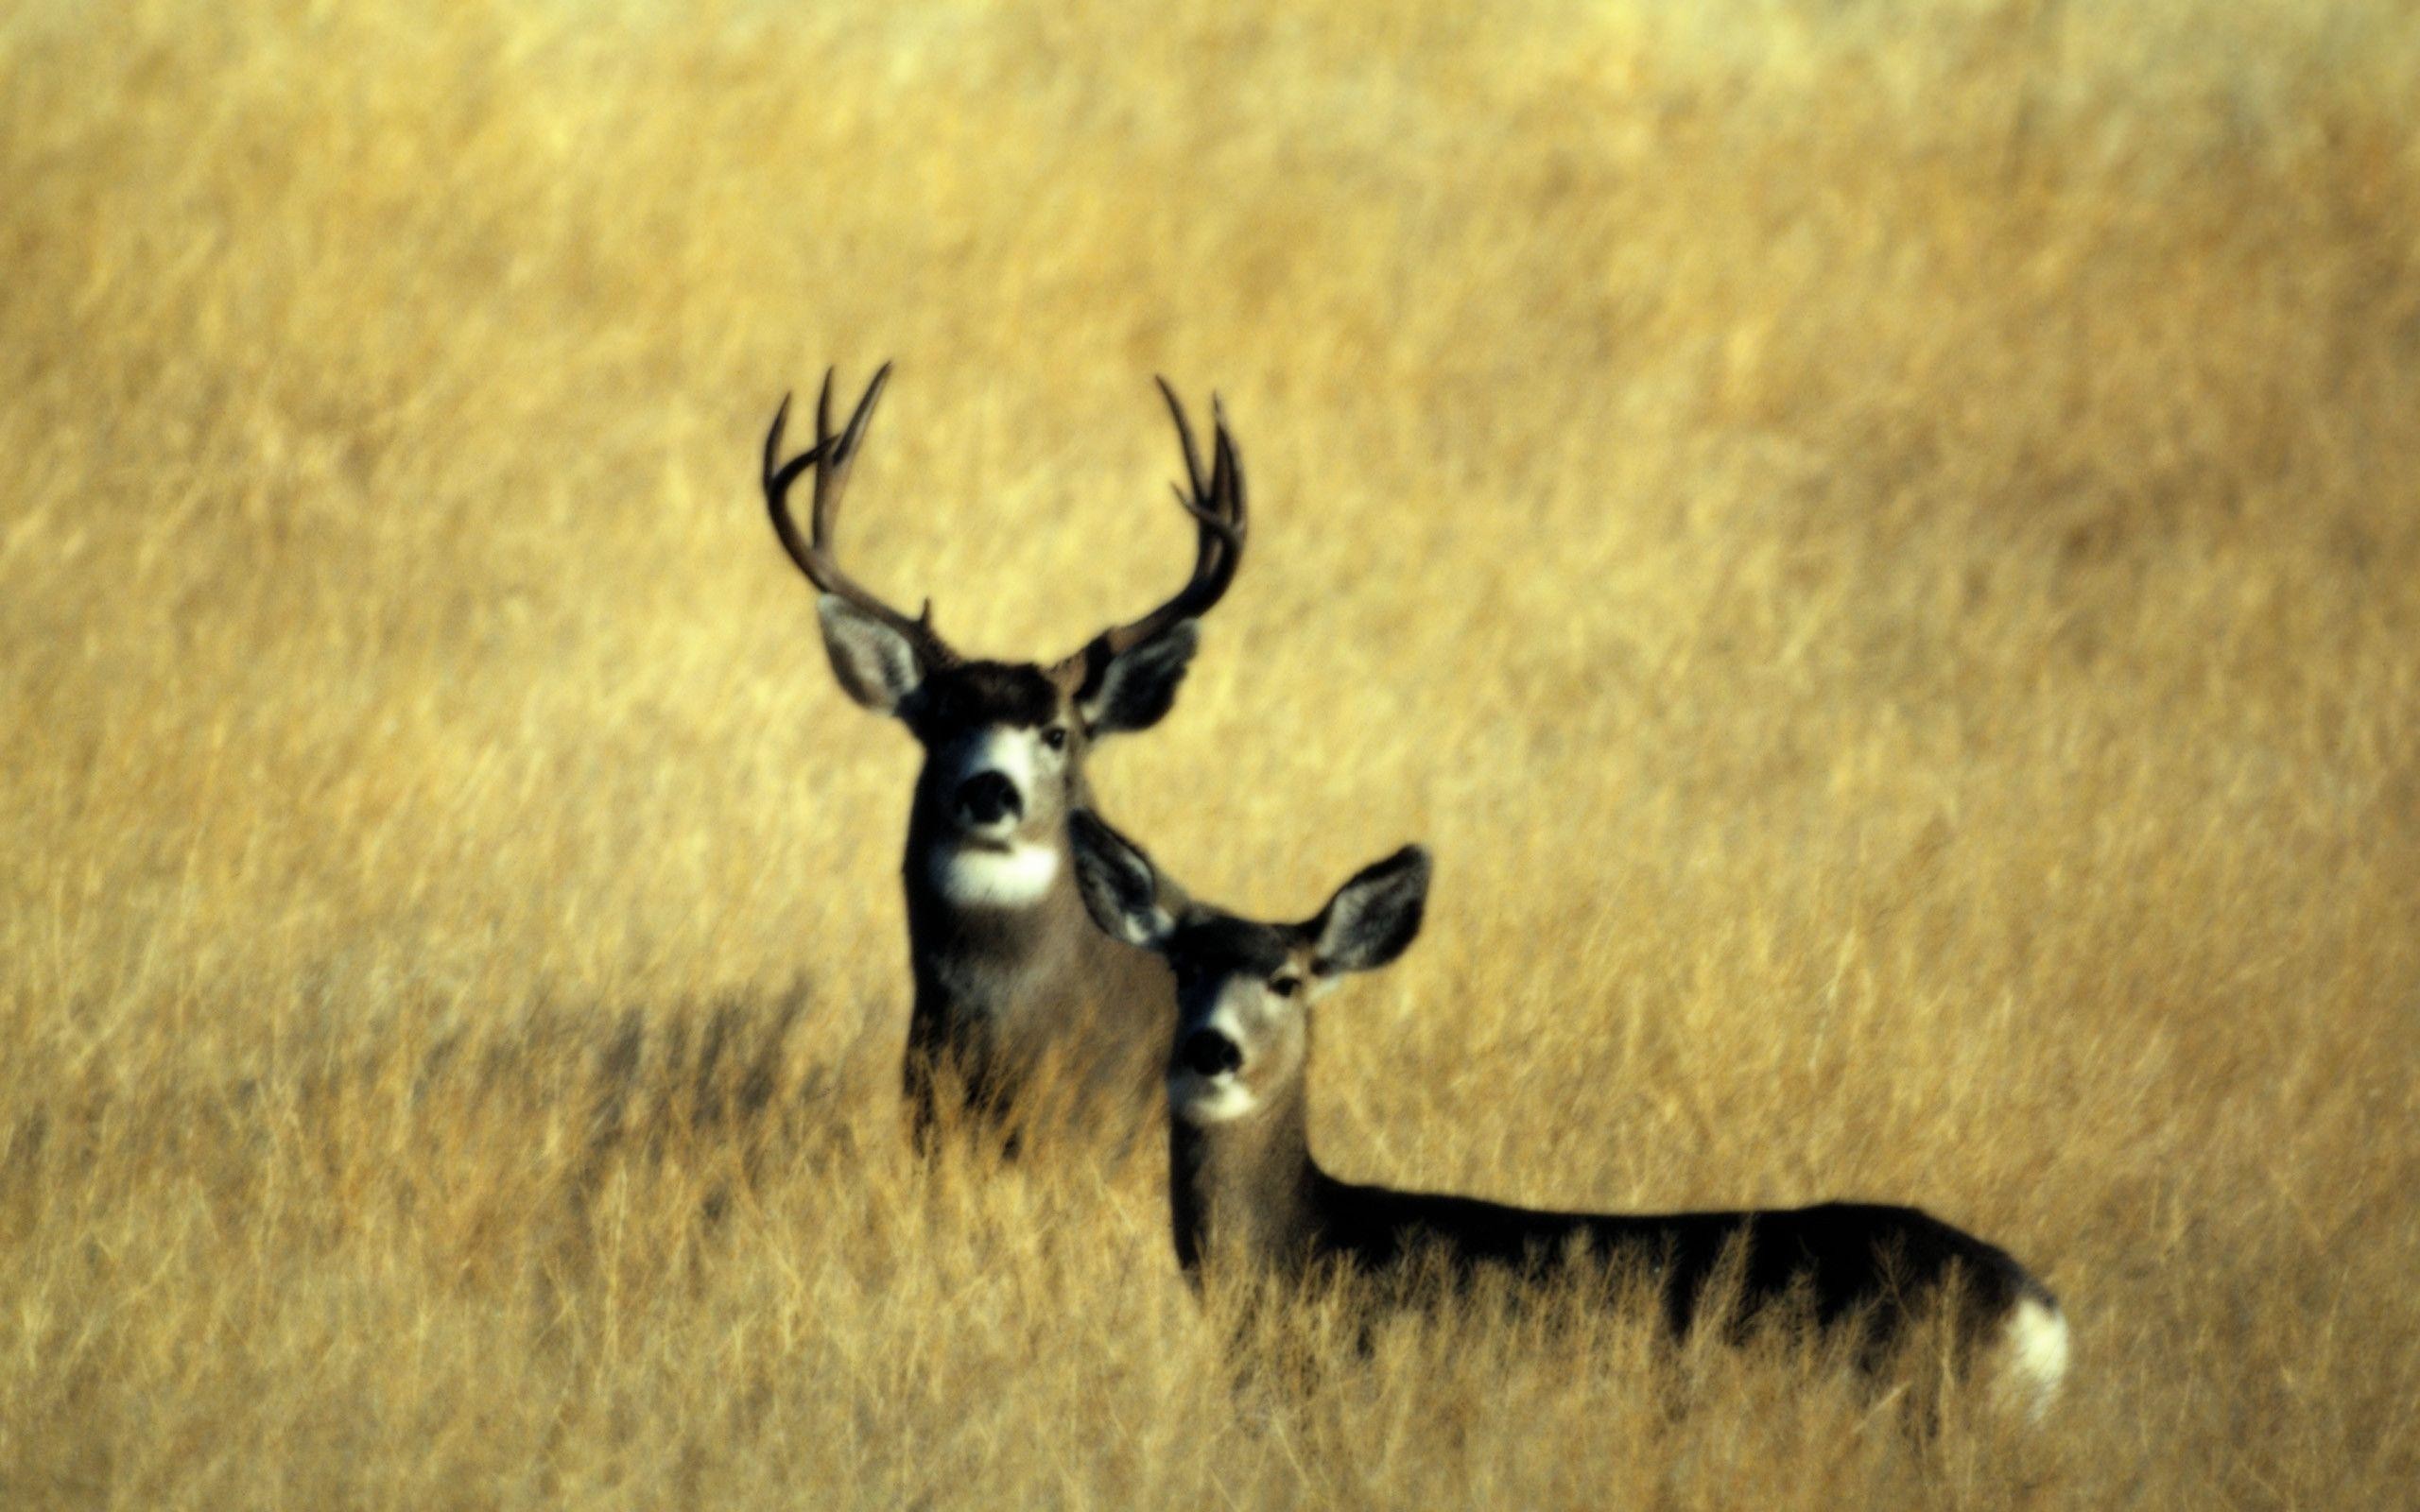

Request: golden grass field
left=5, top=0, right=2418, bottom=1503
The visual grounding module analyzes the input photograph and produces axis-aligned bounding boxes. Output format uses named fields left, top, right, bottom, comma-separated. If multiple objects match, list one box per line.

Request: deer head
left=1068, top=810, right=1431, bottom=1125
left=764, top=367, right=1248, bottom=911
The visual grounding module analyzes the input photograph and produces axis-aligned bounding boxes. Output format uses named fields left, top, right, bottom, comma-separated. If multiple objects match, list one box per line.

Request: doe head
left=764, top=366, right=1247, bottom=892
left=1068, top=811, right=1430, bottom=1125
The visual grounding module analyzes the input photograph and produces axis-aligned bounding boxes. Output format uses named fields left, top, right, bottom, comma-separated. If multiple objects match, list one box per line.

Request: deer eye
left=1269, top=974, right=1301, bottom=998
left=1042, top=727, right=1069, bottom=751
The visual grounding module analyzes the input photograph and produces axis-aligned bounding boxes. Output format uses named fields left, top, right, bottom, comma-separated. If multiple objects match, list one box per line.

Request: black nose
left=1179, top=1029, right=1243, bottom=1078
left=956, top=771, right=1022, bottom=826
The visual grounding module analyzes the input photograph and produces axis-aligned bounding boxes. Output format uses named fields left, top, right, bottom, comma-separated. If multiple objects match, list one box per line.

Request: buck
left=762, top=366, right=1247, bottom=1149
left=1067, top=812, right=2070, bottom=1415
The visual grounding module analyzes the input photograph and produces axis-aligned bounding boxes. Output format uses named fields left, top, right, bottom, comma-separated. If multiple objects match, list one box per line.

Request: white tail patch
left=1996, top=1296, right=2070, bottom=1419
left=931, top=842, right=1061, bottom=909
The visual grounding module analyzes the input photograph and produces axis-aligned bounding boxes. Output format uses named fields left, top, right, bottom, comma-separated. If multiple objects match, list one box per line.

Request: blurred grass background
left=3, top=0, right=2417, bottom=1504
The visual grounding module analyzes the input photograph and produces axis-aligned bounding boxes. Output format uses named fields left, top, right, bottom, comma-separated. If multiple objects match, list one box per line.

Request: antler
left=763, top=363, right=954, bottom=666
left=1088, top=379, right=1250, bottom=659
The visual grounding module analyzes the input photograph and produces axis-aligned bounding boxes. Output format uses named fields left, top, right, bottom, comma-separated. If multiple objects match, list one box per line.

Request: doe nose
left=956, top=771, right=1022, bottom=827
left=1179, top=1029, right=1243, bottom=1078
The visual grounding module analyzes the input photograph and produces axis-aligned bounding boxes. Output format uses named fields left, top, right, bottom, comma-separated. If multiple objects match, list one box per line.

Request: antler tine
left=762, top=391, right=822, bottom=576
left=808, top=363, right=888, bottom=543
left=1155, top=375, right=1210, bottom=505
left=1177, top=407, right=1245, bottom=575
left=1210, top=407, right=1246, bottom=556
left=762, top=363, right=949, bottom=663
left=812, top=367, right=838, bottom=525
left=1091, top=382, right=1250, bottom=659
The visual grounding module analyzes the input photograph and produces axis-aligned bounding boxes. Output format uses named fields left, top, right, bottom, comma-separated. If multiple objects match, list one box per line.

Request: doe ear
left=817, top=595, right=928, bottom=713
left=1076, top=620, right=1202, bottom=735
left=1308, top=846, right=1431, bottom=976
left=1069, top=810, right=1184, bottom=950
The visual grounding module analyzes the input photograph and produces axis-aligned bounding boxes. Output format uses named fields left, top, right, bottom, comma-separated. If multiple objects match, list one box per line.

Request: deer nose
left=956, top=771, right=1022, bottom=827
left=1179, top=1029, right=1243, bottom=1078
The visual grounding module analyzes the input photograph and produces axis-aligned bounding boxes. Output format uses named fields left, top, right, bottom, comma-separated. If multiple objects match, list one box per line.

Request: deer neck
left=1168, top=1074, right=1320, bottom=1285
left=914, top=830, right=1069, bottom=917
left=901, top=779, right=1113, bottom=1026
left=905, top=820, right=1078, bottom=956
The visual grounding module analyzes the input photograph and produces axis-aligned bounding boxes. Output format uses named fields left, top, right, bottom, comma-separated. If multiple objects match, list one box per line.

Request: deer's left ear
left=1075, top=621, right=1201, bottom=735
left=1308, top=846, right=1431, bottom=976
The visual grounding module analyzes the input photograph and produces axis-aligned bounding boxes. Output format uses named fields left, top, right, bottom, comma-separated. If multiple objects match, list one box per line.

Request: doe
left=1068, top=812, right=2069, bottom=1415
left=763, top=367, right=1248, bottom=1149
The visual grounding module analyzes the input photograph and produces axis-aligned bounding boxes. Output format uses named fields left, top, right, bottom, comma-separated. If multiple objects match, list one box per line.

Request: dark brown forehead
left=911, top=661, right=1064, bottom=732
left=1167, top=914, right=1301, bottom=978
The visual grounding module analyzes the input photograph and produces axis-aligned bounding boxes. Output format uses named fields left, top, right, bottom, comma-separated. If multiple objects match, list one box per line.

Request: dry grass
left=5, top=0, right=2418, bottom=1503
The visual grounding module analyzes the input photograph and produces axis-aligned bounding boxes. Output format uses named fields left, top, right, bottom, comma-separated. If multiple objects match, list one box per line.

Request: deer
left=1066, top=811, right=2070, bottom=1418
left=761, top=366, right=1248, bottom=1153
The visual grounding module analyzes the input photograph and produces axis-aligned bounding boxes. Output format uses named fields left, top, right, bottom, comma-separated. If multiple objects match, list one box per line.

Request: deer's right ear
left=817, top=595, right=927, bottom=713
left=1070, top=811, right=1180, bottom=950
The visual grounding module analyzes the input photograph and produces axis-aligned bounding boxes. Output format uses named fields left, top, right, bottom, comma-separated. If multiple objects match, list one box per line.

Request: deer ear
left=817, top=595, right=927, bottom=713
left=1070, top=811, right=1182, bottom=949
left=1308, top=846, right=1430, bottom=976
left=1075, top=621, right=1201, bottom=735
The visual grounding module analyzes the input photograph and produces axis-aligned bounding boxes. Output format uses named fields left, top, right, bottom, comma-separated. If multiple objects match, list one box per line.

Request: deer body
left=1170, top=1108, right=2063, bottom=1383
left=762, top=369, right=1248, bottom=1147
left=1071, top=815, right=2069, bottom=1415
